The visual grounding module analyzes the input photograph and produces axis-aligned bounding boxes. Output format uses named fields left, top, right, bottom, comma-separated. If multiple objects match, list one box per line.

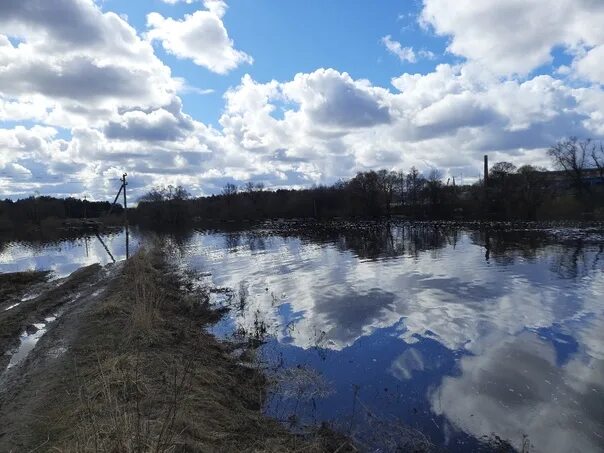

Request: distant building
left=536, top=169, right=604, bottom=188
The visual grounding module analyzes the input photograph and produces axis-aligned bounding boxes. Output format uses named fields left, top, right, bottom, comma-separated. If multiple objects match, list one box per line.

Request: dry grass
left=63, top=353, right=191, bottom=452
left=126, top=248, right=166, bottom=336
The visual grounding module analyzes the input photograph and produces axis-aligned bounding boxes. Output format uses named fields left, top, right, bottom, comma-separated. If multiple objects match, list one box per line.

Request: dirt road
left=0, top=263, right=122, bottom=450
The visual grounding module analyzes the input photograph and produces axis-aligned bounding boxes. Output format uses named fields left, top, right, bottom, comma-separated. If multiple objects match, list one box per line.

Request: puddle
left=21, top=291, right=42, bottom=302
left=3, top=281, right=60, bottom=312
left=4, top=315, right=58, bottom=371
left=4, top=291, right=42, bottom=312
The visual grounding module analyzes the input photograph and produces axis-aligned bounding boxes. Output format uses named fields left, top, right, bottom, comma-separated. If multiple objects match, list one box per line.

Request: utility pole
left=483, top=155, right=489, bottom=219
left=121, top=173, right=128, bottom=225
left=107, top=173, right=130, bottom=259
left=121, top=173, right=129, bottom=259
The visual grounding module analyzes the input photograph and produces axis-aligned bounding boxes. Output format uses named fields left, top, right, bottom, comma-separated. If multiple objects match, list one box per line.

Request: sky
left=1, top=0, right=604, bottom=201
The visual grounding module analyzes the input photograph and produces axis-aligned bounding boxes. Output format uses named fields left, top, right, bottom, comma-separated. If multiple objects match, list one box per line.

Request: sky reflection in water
left=1, top=225, right=602, bottom=452
left=182, top=226, right=604, bottom=452
left=0, top=231, right=137, bottom=277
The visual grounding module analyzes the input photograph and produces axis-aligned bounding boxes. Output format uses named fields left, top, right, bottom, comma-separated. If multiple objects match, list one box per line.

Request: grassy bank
left=0, top=245, right=354, bottom=452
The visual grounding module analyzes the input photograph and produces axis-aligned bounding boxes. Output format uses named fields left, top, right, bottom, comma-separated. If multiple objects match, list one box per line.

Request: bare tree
left=139, top=187, right=166, bottom=203
left=172, top=185, right=190, bottom=201
left=222, top=183, right=238, bottom=197
left=242, top=181, right=264, bottom=193
left=376, top=170, right=403, bottom=216
left=406, top=167, right=425, bottom=212
left=140, top=185, right=190, bottom=202
left=548, top=137, right=589, bottom=197
left=489, top=162, right=517, bottom=180
left=425, top=169, right=443, bottom=212
left=427, top=168, right=442, bottom=182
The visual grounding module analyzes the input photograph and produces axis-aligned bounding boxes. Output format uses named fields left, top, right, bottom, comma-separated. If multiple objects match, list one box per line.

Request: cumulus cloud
left=381, top=35, right=416, bottom=63
left=420, top=0, right=604, bottom=80
left=104, top=99, right=195, bottom=142
left=281, top=69, right=392, bottom=128
left=0, top=0, right=177, bottom=128
left=146, top=2, right=252, bottom=74
left=0, top=0, right=228, bottom=199
left=1, top=0, right=604, bottom=200
left=573, top=44, right=604, bottom=84
left=216, top=64, right=602, bottom=186
left=3, top=62, right=604, bottom=199
left=203, top=0, right=228, bottom=18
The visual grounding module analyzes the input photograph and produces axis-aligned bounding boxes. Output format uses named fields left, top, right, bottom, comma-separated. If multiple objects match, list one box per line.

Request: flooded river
left=1, top=222, right=603, bottom=452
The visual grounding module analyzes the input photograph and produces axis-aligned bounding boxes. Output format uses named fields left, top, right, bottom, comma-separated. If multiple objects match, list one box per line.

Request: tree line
left=0, top=196, right=119, bottom=233
left=1, top=138, right=603, bottom=233
left=134, top=138, right=604, bottom=226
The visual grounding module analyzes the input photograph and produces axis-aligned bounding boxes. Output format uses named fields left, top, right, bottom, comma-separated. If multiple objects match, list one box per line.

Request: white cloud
left=381, top=35, right=416, bottom=63
left=3, top=62, right=604, bottom=199
left=203, top=0, right=227, bottom=18
left=216, top=65, right=602, bottom=187
left=418, top=49, right=436, bottom=60
left=420, top=0, right=604, bottom=80
left=0, top=0, right=178, bottom=127
left=573, top=44, right=604, bottom=84
left=146, top=3, right=252, bottom=74
left=1, top=0, right=604, bottom=200
left=0, top=0, right=247, bottom=199
left=431, top=332, right=604, bottom=453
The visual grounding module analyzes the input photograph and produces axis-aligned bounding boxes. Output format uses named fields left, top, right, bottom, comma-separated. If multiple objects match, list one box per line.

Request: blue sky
left=1, top=0, right=604, bottom=200
left=106, top=0, right=451, bottom=126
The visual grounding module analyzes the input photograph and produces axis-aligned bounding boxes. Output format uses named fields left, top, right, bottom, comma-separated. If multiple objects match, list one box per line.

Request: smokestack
left=484, top=155, right=489, bottom=187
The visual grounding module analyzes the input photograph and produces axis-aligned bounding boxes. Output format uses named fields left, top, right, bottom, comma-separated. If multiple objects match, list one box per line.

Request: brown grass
left=127, top=247, right=166, bottom=336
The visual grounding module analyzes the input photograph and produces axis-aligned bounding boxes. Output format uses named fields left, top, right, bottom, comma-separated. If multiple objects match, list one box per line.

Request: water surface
left=1, top=223, right=602, bottom=452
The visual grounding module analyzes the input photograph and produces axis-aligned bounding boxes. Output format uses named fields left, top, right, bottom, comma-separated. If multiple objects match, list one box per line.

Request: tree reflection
left=550, top=242, right=604, bottom=280
left=469, top=228, right=604, bottom=280
left=279, top=222, right=455, bottom=260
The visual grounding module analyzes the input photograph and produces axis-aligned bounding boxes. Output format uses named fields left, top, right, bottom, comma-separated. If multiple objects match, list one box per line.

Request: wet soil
left=0, top=264, right=105, bottom=371
left=0, top=270, right=50, bottom=310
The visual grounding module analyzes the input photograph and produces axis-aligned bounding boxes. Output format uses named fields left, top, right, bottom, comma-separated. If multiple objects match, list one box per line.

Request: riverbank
left=0, top=246, right=354, bottom=452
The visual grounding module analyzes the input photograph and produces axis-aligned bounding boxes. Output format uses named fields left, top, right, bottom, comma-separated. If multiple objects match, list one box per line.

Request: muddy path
left=0, top=264, right=116, bottom=371
left=0, top=263, right=122, bottom=450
